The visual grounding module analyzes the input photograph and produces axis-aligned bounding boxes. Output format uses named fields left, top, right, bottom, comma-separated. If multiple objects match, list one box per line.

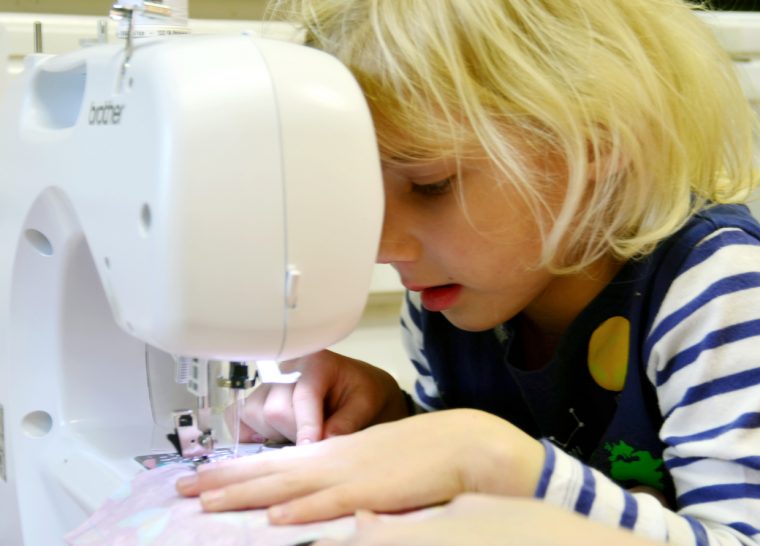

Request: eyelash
left=411, top=177, right=453, bottom=196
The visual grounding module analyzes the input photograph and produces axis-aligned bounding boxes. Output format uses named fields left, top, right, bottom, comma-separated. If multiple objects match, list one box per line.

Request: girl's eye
left=411, top=177, right=452, bottom=196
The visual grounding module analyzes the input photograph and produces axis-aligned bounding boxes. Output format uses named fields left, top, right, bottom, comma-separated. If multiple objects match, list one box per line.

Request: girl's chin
left=441, top=308, right=506, bottom=333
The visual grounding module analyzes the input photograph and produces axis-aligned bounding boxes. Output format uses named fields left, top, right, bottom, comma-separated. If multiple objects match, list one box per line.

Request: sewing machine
left=0, top=4, right=383, bottom=544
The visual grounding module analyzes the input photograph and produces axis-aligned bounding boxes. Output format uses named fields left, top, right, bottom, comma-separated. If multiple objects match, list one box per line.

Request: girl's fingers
left=177, top=441, right=323, bottom=496
left=229, top=385, right=285, bottom=442
left=266, top=483, right=376, bottom=525
left=259, top=383, right=298, bottom=441
left=267, top=476, right=435, bottom=526
left=291, top=370, right=330, bottom=444
left=228, top=413, right=269, bottom=444
left=200, top=469, right=340, bottom=512
left=354, top=509, right=380, bottom=528
left=176, top=452, right=278, bottom=496
left=323, top=395, right=379, bottom=438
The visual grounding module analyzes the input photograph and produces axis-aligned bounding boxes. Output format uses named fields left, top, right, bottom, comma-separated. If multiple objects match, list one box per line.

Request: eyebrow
left=384, top=154, right=425, bottom=165
left=384, top=153, right=451, bottom=166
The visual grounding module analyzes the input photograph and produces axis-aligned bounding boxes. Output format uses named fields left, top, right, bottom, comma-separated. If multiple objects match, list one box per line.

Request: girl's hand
left=313, top=494, right=663, bottom=546
left=177, top=409, right=545, bottom=524
left=230, top=350, right=409, bottom=445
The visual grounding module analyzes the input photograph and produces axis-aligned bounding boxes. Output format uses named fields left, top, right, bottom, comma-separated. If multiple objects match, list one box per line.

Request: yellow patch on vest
left=588, top=316, right=630, bottom=391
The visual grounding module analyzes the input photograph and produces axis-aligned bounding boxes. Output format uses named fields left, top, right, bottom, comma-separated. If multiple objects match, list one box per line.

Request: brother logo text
left=89, top=102, right=126, bottom=125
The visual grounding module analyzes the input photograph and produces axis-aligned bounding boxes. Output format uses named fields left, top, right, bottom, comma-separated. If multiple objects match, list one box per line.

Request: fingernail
left=355, top=509, right=379, bottom=528
left=269, top=504, right=291, bottom=523
left=355, top=509, right=377, bottom=520
left=197, top=458, right=233, bottom=472
left=251, top=434, right=268, bottom=443
left=200, top=489, right=226, bottom=510
left=176, top=475, right=198, bottom=493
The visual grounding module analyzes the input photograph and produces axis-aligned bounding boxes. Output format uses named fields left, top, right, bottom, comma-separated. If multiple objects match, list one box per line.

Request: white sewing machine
left=0, top=3, right=383, bottom=544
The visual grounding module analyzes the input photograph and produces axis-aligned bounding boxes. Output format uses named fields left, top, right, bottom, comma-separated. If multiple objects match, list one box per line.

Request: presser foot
left=166, top=409, right=215, bottom=460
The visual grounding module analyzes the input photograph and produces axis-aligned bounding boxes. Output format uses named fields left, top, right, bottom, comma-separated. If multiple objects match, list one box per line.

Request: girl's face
left=379, top=153, right=560, bottom=332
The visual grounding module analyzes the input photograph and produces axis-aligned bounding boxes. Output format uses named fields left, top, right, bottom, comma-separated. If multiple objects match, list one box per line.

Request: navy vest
left=415, top=204, right=760, bottom=502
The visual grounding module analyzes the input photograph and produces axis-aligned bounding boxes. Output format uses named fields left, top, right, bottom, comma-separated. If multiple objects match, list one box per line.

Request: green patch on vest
left=604, top=440, right=664, bottom=491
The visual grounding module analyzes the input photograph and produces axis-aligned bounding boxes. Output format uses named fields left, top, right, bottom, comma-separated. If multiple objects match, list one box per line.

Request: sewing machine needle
left=232, top=389, right=245, bottom=458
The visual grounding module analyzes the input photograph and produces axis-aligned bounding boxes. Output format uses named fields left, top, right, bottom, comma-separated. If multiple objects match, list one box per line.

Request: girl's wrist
left=456, top=410, right=546, bottom=498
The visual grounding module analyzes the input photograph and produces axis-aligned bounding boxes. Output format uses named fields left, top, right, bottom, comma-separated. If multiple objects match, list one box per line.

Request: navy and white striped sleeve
left=400, top=291, right=445, bottom=411
left=536, top=227, right=760, bottom=545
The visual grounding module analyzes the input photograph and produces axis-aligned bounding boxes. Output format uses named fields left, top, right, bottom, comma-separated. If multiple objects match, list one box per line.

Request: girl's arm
left=539, top=226, right=760, bottom=545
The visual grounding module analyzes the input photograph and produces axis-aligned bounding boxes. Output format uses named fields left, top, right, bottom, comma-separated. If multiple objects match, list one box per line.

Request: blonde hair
left=268, top=0, right=758, bottom=272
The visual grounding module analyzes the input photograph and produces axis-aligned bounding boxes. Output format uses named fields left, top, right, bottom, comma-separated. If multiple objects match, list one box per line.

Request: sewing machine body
left=0, top=33, right=382, bottom=545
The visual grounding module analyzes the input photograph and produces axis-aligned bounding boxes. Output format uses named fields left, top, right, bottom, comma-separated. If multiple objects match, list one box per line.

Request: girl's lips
left=420, top=284, right=462, bottom=312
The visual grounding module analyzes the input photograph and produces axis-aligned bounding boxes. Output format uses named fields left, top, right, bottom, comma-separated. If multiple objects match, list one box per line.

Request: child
left=177, top=0, right=760, bottom=544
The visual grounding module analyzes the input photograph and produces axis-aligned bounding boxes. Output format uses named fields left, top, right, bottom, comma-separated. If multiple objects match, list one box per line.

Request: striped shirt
left=401, top=204, right=760, bottom=545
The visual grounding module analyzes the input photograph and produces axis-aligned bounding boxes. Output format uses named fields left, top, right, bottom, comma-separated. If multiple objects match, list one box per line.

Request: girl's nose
left=376, top=210, right=421, bottom=264
left=377, top=238, right=414, bottom=264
